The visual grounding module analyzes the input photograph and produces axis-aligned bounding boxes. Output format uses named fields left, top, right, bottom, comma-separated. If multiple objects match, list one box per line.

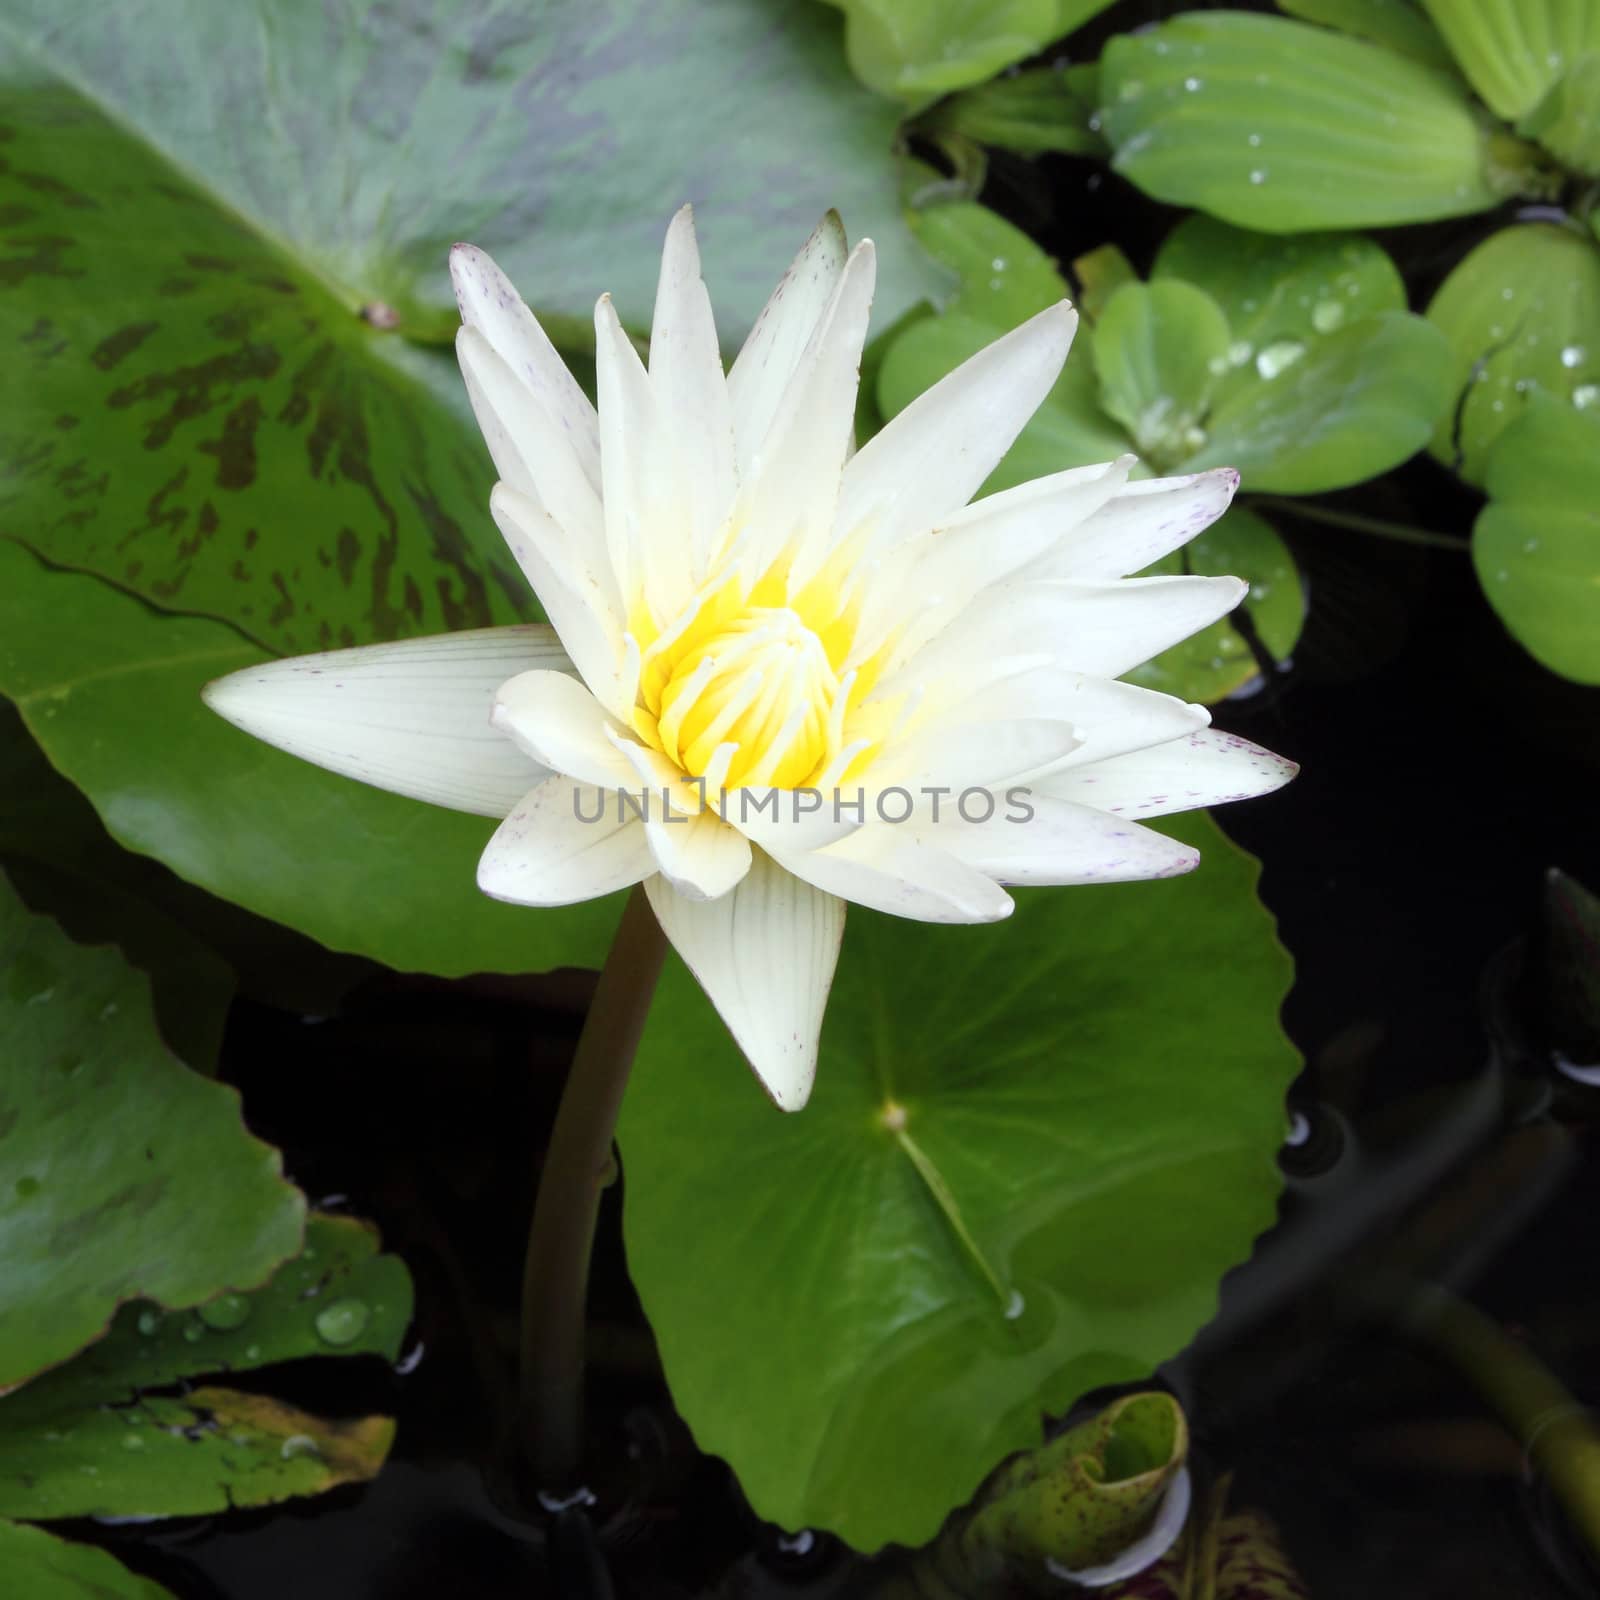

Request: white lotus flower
left=204, top=207, right=1295, bottom=1111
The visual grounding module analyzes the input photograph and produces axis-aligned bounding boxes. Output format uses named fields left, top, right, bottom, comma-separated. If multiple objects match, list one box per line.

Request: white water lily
left=204, top=207, right=1295, bottom=1111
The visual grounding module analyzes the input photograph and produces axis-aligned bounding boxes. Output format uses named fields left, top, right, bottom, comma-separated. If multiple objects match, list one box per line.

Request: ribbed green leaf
left=1518, top=53, right=1600, bottom=177
left=1421, top=0, right=1600, bottom=120
left=1276, top=0, right=1454, bottom=69
left=1100, top=12, right=1496, bottom=230
left=1473, top=398, right=1600, bottom=684
left=1426, top=223, right=1600, bottom=484
left=921, top=65, right=1106, bottom=156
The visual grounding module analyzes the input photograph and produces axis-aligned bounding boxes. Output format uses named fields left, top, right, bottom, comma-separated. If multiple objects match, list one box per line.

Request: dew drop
left=1117, top=79, right=1145, bottom=102
left=1246, top=132, right=1261, bottom=148
left=182, top=1317, right=206, bottom=1343
left=244, top=1344, right=261, bottom=1362
left=199, top=1293, right=251, bottom=1332
left=1573, top=384, right=1599, bottom=409
left=1311, top=300, right=1345, bottom=333
left=1561, top=344, right=1586, bottom=369
left=1183, top=75, right=1202, bottom=91
left=1227, top=339, right=1253, bottom=367
left=1523, top=537, right=1540, bottom=553
left=122, top=1434, right=145, bottom=1451
left=1004, top=1290, right=1026, bottom=1320
left=990, top=257, right=1007, bottom=273
left=314, top=1297, right=371, bottom=1347
left=1501, top=287, right=1515, bottom=301
left=136, top=1309, right=163, bottom=1337
left=1255, top=340, right=1305, bottom=380
left=280, top=1434, right=321, bottom=1461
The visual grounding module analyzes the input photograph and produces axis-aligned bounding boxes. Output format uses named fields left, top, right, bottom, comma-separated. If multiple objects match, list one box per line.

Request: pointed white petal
left=868, top=663, right=1083, bottom=793
left=489, top=669, right=640, bottom=789
left=203, top=627, right=565, bottom=817
left=922, top=793, right=1199, bottom=885
left=477, top=777, right=654, bottom=906
left=723, top=787, right=864, bottom=852
left=1021, top=468, right=1239, bottom=581
left=490, top=485, right=629, bottom=717
left=880, top=574, right=1247, bottom=694
left=455, top=327, right=607, bottom=565
left=594, top=292, right=679, bottom=622
left=773, top=826, right=1013, bottom=924
left=848, top=458, right=1135, bottom=673
left=836, top=302, right=1077, bottom=555
left=730, top=241, right=876, bottom=589
left=1036, top=727, right=1299, bottom=818
left=646, top=853, right=844, bottom=1111
left=449, top=245, right=600, bottom=488
left=608, top=733, right=752, bottom=900
left=649, top=207, right=738, bottom=583
left=727, top=212, right=848, bottom=479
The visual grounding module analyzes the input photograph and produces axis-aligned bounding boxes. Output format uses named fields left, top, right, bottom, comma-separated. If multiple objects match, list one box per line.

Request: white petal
left=1036, top=727, right=1299, bottom=818
left=868, top=663, right=1083, bottom=793
left=646, top=853, right=843, bottom=1111
left=608, top=734, right=752, bottom=900
left=848, top=457, right=1135, bottom=671
left=202, top=627, right=564, bottom=817
left=490, top=485, right=630, bottom=717
left=649, top=206, right=738, bottom=583
left=879, top=574, right=1247, bottom=693
left=1026, top=675, right=1211, bottom=776
left=490, top=669, right=640, bottom=789
left=727, top=211, right=848, bottom=479
left=595, top=292, right=690, bottom=623
left=730, top=241, right=876, bottom=590
left=921, top=793, right=1199, bottom=885
left=449, top=245, right=600, bottom=489
left=836, top=302, right=1077, bottom=555
left=1021, top=468, right=1239, bottom=581
left=456, top=327, right=607, bottom=566
left=477, top=777, right=655, bottom=906
left=722, top=786, right=864, bottom=852
left=774, top=826, right=1013, bottom=924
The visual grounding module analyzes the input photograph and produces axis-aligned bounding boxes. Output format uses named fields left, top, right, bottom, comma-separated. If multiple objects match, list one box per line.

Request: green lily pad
left=0, top=0, right=934, bottom=980
left=1276, top=0, right=1455, bottom=70
left=0, top=1215, right=410, bottom=1520
left=1092, top=281, right=1233, bottom=464
left=820, top=0, right=1114, bottom=107
left=920, top=65, right=1107, bottom=157
left=0, top=1520, right=174, bottom=1600
left=0, top=868, right=304, bottom=1392
left=622, top=812, right=1298, bottom=1551
left=1426, top=223, right=1600, bottom=485
left=1472, top=398, right=1600, bottom=684
left=1100, top=12, right=1497, bottom=231
left=1128, top=507, right=1305, bottom=704
left=0, top=543, right=623, bottom=977
left=1420, top=0, right=1600, bottom=121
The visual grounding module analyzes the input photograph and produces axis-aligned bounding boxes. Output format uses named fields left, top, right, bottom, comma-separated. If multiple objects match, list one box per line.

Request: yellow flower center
left=654, top=607, right=839, bottom=788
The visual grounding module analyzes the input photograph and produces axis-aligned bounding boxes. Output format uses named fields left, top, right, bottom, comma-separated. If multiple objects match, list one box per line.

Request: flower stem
left=520, top=884, right=667, bottom=1491
left=1250, top=495, right=1467, bottom=551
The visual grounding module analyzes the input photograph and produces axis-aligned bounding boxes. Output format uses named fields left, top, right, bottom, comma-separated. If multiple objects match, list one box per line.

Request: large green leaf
left=622, top=813, right=1297, bottom=1551
left=0, top=0, right=933, bottom=345
left=1473, top=399, right=1600, bottom=684
left=0, top=542, right=622, bottom=976
left=1100, top=12, right=1497, bottom=231
left=0, top=869, right=304, bottom=1392
left=1420, top=0, right=1600, bottom=121
left=0, top=1521, right=174, bottom=1600
left=1426, top=223, right=1600, bottom=485
left=0, top=0, right=934, bottom=978
left=0, top=1215, right=410, bottom=1520
left=822, top=0, right=1114, bottom=106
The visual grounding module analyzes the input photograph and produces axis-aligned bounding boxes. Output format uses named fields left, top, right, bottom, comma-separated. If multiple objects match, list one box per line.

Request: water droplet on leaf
left=199, top=1293, right=251, bottom=1331
left=1311, top=300, right=1344, bottom=333
left=314, top=1297, right=371, bottom=1347
left=1255, top=340, right=1305, bottom=380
